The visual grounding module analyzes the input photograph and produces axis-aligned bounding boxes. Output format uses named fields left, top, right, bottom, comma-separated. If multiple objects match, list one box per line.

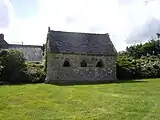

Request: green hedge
left=26, top=62, right=46, bottom=83
left=117, top=54, right=160, bottom=80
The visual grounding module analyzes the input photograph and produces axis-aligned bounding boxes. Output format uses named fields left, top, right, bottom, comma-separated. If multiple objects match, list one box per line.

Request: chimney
left=156, top=33, right=160, bottom=38
left=48, top=26, right=50, bottom=32
left=0, top=33, right=4, bottom=40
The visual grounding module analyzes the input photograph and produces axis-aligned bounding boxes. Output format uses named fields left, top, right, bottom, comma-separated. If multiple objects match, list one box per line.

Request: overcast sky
left=0, top=0, right=160, bottom=51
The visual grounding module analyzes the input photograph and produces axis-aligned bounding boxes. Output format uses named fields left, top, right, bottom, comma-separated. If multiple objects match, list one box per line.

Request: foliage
left=0, top=49, right=46, bottom=84
left=126, top=38, right=160, bottom=58
left=116, top=36, right=160, bottom=80
left=117, top=52, right=160, bottom=80
left=0, top=49, right=28, bottom=83
left=26, top=62, right=46, bottom=83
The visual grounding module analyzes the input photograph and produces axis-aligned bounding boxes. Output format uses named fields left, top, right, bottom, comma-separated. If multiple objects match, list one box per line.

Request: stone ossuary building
left=45, top=27, right=117, bottom=84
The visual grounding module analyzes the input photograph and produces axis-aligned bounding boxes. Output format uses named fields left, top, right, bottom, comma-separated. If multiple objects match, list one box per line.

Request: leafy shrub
left=117, top=53, right=160, bottom=80
left=26, top=62, right=46, bottom=83
left=0, top=49, right=29, bottom=83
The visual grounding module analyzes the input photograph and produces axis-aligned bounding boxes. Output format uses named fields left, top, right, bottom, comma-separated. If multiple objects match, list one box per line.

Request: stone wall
left=9, top=44, right=43, bottom=61
left=45, top=53, right=117, bottom=84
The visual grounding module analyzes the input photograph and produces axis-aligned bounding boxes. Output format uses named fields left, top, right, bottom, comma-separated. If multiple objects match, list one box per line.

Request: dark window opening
left=96, top=60, right=104, bottom=67
left=63, top=60, right=70, bottom=67
left=81, top=60, right=87, bottom=67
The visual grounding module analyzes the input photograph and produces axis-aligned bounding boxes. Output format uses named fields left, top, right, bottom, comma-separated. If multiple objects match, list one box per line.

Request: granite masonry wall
left=45, top=53, right=117, bottom=84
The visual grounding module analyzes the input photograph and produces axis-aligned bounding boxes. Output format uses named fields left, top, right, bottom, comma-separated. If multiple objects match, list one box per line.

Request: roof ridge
left=49, top=29, right=109, bottom=35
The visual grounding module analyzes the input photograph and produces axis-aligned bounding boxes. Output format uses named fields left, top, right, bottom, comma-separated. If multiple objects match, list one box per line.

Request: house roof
left=47, top=29, right=117, bottom=56
left=0, top=34, right=9, bottom=49
left=9, top=44, right=43, bottom=48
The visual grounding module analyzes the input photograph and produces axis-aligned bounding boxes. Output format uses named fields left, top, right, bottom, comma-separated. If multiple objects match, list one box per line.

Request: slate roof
left=47, top=29, right=117, bottom=56
left=0, top=34, right=43, bottom=49
left=9, top=44, right=43, bottom=48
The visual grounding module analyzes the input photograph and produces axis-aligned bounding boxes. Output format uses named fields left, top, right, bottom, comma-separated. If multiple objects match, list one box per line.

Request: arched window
left=81, top=60, right=87, bottom=67
left=96, top=60, right=104, bottom=68
left=63, top=59, right=70, bottom=67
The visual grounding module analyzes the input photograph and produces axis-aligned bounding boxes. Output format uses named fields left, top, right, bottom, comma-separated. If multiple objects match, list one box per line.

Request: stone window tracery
left=81, top=60, right=87, bottom=67
left=96, top=60, right=104, bottom=67
left=63, top=59, right=71, bottom=67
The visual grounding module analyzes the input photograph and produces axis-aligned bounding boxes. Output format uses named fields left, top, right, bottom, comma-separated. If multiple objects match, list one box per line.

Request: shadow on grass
left=0, top=81, right=42, bottom=86
left=46, top=79, right=147, bottom=86
left=0, top=79, right=147, bottom=86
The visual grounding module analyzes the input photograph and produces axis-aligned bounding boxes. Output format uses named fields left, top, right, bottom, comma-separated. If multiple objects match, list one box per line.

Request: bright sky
left=0, top=0, right=160, bottom=51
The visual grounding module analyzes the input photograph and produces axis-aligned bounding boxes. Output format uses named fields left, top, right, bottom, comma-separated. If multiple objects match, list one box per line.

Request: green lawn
left=0, top=79, right=160, bottom=120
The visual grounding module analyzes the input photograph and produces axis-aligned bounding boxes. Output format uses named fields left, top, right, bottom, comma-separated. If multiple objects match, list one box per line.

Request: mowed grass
left=0, top=79, right=160, bottom=120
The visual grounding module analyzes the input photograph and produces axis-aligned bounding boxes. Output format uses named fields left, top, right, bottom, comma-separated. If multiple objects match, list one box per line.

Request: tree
left=0, top=49, right=28, bottom=83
